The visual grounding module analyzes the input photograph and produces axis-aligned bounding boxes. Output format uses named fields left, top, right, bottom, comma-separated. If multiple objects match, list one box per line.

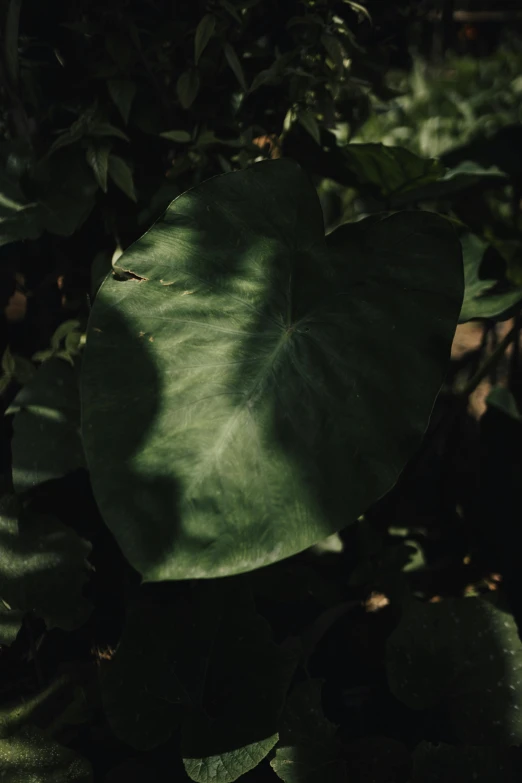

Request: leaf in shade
left=0, top=725, right=92, bottom=782
left=459, top=232, right=522, bottom=323
left=177, top=70, right=200, bottom=109
left=7, top=357, right=85, bottom=494
left=271, top=680, right=346, bottom=783
left=101, top=582, right=295, bottom=782
left=108, top=155, right=137, bottom=201
left=194, top=14, right=216, bottom=65
left=386, top=596, right=522, bottom=745
left=0, top=495, right=92, bottom=644
left=85, top=142, right=111, bottom=192
left=223, top=42, right=247, bottom=91
left=107, top=80, right=137, bottom=125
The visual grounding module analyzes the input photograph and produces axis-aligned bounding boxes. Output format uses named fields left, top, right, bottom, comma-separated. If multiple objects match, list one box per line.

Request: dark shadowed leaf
left=108, top=155, right=136, bottom=201
left=386, top=596, right=522, bottom=744
left=410, top=741, right=520, bottom=783
left=86, top=142, right=111, bottom=192
left=160, top=130, right=192, bottom=143
left=101, top=582, right=295, bottom=782
left=343, top=143, right=446, bottom=199
left=0, top=495, right=92, bottom=644
left=271, top=680, right=346, bottom=783
left=7, top=357, right=85, bottom=493
left=298, top=111, right=321, bottom=145
left=107, top=80, right=137, bottom=125
left=391, top=161, right=507, bottom=207
left=177, top=70, right=200, bottom=109
left=487, top=386, right=521, bottom=421
left=223, top=42, right=247, bottom=91
left=81, top=160, right=462, bottom=581
left=195, top=14, right=216, bottom=65
left=0, top=724, right=92, bottom=782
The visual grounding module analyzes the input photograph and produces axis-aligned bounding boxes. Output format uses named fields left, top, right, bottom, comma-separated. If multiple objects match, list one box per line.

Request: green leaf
left=47, top=107, right=98, bottom=157
left=410, top=742, right=519, bottom=783
left=0, top=495, right=92, bottom=644
left=1, top=347, right=15, bottom=376
left=81, top=160, right=463, bottom=581
left=33, top=150, right=98, bottom=237
left=391, top=161, right=508, bottom=207
left=89, top=122, right=130, bottom=143
left=386, top=596, right=522, bottom=744
left=7, top=357, right=85, bottom=493
left=298, top=111, right=321, bottom=145
left=459, top=232, right=522, bottom=322
left=85, top=142, right=111, bottom=192
left=0, top=724, right=92, bottom=782
left=160, top=130, right=193, bottom=143
left=177, top=69, right=200, bottom=109
left=101, top=582, right=295, bottom=781
left=184, top=736, right=279, bottom=783
left=5, top=0, right=22, bottom=88
left=343, top=143, right=446, bottom=200
left=487, top=386, right=521, bottom=421
left=108, top=155, right=136, bottom=201
left=271, top=680, right=346, bottom=783
left=219, top=0, right=243, bottom=24
left=223, top=42, right=247, bottom=91
left=321, top=34, right=344, bottom=74
left=107, top=80, right=136, bottom=125
left=194, top=14, right=217, bottom=65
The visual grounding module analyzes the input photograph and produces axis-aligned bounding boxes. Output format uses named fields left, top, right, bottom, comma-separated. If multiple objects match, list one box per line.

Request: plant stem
left=460, top=324, right=516, bottom=399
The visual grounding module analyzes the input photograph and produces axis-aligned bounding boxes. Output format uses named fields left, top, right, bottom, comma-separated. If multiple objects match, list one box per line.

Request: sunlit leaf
left=81, top=160, right=462, bottom=581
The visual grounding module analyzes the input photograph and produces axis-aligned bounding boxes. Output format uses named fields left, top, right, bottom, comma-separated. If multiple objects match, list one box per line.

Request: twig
left=460, top=325, right=516, bottom=399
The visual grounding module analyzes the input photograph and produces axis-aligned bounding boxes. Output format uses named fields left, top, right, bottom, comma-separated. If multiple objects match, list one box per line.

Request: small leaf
left=1, top=347, right=15, bottom=376
left=487, top=386, right=521, bottom=421
left=177, top=69, right=200, bottom=109
left=5, top=0, right=22, bottom=88
left=50, top=320, right=82, bottom=352
left=321, top=34, right=344, bottom=74
left=89, top=122, right=129, bottom=142
left=107, top=80, right=136, bottom=125
left=194, top=14, right=216, bottom=65
left=223, top=42, right=247, bottom=91
left=271, top=680, right=346, bottom=783
left=7, top=358, right=85, bottom=493
left=220, top=0, right=243, bottom=24
left=342, top=0, right=372, bottom=23
left=298, top=110, right=321, bottom=145
left=160, top=130, right=193, bottom=143
left=108, top=155, right=137, bottom=202
left=85, top=142, right=111, bottom=192
left=12, top=355, right=35, bottom=385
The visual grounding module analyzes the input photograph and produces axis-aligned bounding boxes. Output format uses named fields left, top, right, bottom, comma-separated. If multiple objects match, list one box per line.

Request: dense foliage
left=2, top=1, right=522, bottom=781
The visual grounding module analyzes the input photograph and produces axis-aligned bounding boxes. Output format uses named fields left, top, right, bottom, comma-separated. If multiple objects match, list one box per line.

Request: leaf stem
left=460, top=324, right=516, bottom=399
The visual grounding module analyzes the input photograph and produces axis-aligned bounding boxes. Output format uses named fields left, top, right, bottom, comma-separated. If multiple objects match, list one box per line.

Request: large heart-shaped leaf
left=81, top=159, right=463, bottom=581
